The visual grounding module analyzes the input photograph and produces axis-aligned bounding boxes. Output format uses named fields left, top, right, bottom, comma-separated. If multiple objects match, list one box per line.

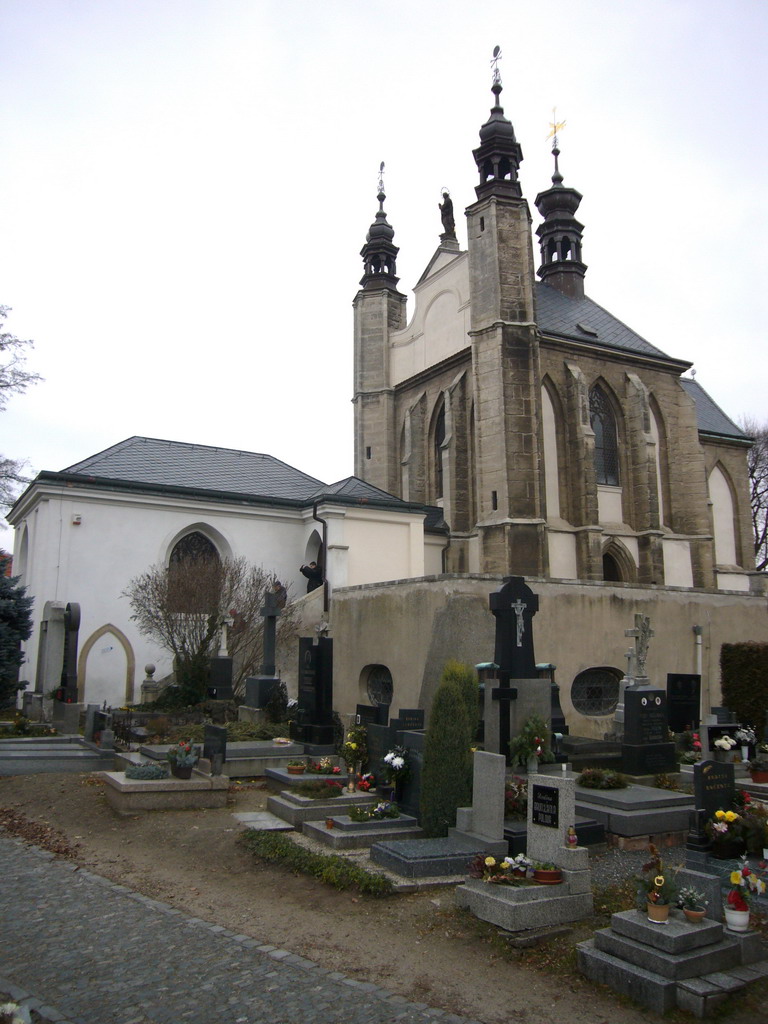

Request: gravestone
left=56, top=602, right=81, bottom=703
left=244, top=676, right=279, bottom=709
left=355, top=703, right=387, bottom=727
left=667, top=674, right=701, bottom=733
left=526, top=771, right=578, bottom=868
left=391, top=708, right=424, bottom=732
left=485, top=577, right=549, bottom=760
left=394, top=729, right=426, bottom=819
left=693, top=759, right=735, bottom=822
left=83, top=703, right=100, bottom=743
left=208, top=656, right=234, bottom=700
left=621, top=690, right=677, bottom=774
left=366, top=721, right=393, bottom=779
left=34, top=601, right=67, bottom=696
left=290, top=636, right=334, bottom=746
left=203, top=723, right=228, bottom=775
left=451, top=751, right=507, bottom=855
left=260, top=589, right=281, bottom=677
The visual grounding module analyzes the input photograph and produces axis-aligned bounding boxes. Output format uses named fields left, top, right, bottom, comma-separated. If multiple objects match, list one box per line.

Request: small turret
left=359, top=162, right=399, bottom=290
left=535, top=132, right=587, bottom=299
left=472, top=49, right=523, bottom=200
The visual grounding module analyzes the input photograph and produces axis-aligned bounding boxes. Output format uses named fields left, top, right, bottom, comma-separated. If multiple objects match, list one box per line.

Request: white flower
left=390, top=756, right=404, bottom=769
left=384, top=752, right=394, bottom=764
left=715, top=736, right=736, bottom=750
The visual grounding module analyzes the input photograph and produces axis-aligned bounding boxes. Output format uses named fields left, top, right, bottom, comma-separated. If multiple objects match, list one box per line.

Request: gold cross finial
left=547, top=107, right=566, bottom=144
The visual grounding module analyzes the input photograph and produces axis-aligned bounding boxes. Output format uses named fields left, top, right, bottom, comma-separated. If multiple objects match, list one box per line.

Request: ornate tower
left=466, top=54, right=548, bottom=576
left=534, top=135, right=587, bottom=299
left=352, top=168, right=407, bottom=492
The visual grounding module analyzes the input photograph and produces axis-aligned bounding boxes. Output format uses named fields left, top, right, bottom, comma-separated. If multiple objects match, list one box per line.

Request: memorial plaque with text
left=624, top=690, right=669, bottom=745
left=531, top=784, right=559, bottom=829
left=694, top=760, right=735, bottom=820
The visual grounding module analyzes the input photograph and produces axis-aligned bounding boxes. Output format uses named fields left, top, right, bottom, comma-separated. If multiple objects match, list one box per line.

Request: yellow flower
left=715, top=810, right=726, bottom=820
left=500, top=860, right=511, bottom=869
left=348, top=742, right=357, bottom=749
left=730, top=871, right=742, bottom=885
left=724, top=811, right=738, bottom=823
left=485, top=856, right=496, bottom=866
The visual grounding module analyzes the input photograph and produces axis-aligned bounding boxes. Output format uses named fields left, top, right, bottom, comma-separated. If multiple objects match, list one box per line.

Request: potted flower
left=340, top=725, right=368, bottom=791
left=286, top=759, right=306, bottom=775
left=713, top=735, right=737, bottom=761
left=636, top=843, right=676, bottom=923
left=357, top=772, right=375, bottom=792
left=509, top=715, right=555, bottom=773
left=166, top=740, right=199, bottom=779
left=724, top=857, right=767, bottom=932
left=735, top=726, right=756, bottom=762
left=677, top=886, right=709, bottom=923
left=511, top=852, right=533, bottom=877
left=748, top=744, right=768, bottom=784
left=468, top=853, right=518, bottom=884
left=705, top=808, right=746, bottom=859
left=532, top=861, right=563, bottom=884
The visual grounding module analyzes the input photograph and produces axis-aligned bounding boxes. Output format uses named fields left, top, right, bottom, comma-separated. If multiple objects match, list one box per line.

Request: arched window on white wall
left=541, top=385, right=560, bottom=519
left=708, top=465, right=738, bottom=565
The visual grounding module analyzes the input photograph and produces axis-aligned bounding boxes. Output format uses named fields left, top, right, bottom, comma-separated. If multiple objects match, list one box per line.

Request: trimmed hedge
left=420, top=673, right=473, bottom=837
left=721, top=642, right=768, bottom=736
left=237, top=830, right=393, bottom=897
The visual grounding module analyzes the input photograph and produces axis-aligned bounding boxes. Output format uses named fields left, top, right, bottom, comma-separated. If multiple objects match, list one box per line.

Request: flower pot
left=764, top=847, right=768, bottom=861
left=325, top=817, right=334, bottom=829
left=710, top=837, right=746, bottom=860
left=347, top=773, right=356, bottom=793
left=647, top=901, right=670, bottom=924
left=724, top=907, right=750, bottom=932
left=533, top=869, right=562, bottom=885
left=512, top=868, right=527, bottom=878
left=287, top=766, right=305, bottom=775
left=683, top=908, right=707, bottom=923
left=171, top=765, right=193, bottom=779
left=741, top=745, right=750, bottom=762
left=750, top=769, right=768, bottom=783
left=526, top=755, right=539, bottom=774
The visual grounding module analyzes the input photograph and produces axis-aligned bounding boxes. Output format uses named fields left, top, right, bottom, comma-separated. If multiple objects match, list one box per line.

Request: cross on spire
left=490, top=44, right=502, bottom=84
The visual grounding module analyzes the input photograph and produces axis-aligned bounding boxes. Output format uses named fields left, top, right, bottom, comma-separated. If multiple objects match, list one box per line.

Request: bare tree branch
left=740, top=417, right=768, bottom=572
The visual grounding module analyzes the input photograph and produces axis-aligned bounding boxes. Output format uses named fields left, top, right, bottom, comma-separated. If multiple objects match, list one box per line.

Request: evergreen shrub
left=420, top=669, right=473, bottom=837
left=721, top=643, right=768, bottom=736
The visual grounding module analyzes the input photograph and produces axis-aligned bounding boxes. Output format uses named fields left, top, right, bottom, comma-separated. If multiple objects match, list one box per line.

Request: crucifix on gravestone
left=624, top=613, right=653, bottom=686
left=488, top=577, right=539, bottom=760
left=260, top=589, right=282, bottom=677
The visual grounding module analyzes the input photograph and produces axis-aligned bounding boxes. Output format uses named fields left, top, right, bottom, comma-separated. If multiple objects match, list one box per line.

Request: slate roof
left=679, top=379, right=748, bottom=441
left=535, top=282, right=681, bottom=362
left=64, top=436, right=325, bottom=501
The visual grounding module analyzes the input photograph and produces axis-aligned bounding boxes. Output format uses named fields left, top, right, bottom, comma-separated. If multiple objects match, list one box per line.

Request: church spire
left=359, top=162, right=400, bottom=290
left=472, top=46, right=524, bottom=200
left=534, top=119, right=587, bottom=299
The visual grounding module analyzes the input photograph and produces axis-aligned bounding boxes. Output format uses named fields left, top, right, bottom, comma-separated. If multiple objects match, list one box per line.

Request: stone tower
left=352, top=172, right=406, bottom=494
left=466, top=70, right=548, bottom=575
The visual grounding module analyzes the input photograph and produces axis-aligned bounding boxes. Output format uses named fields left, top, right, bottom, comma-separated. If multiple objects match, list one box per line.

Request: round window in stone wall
left=364, top=664, right=394, bottom=707
left=571, top=666, right=622, bottom=717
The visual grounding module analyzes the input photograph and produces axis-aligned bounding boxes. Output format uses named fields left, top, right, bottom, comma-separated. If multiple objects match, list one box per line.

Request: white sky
left=1, top=0, right=766, bottom=550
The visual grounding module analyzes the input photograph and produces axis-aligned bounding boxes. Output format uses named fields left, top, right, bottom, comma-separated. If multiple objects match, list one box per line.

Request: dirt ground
left=1, top=772, right=765, bottom=1024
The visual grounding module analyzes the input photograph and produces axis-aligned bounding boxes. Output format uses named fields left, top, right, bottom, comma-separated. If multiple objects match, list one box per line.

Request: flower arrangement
left=726, top=857, right=767, bottom=912
left=509, top=715, right=555, bottom=766
left=504, top=777, right=528, bottom=820
left=166, top=740, right=199, bottom=768
left=357, top=772, right=375, bottom=791
left=307, top=756, right=341, bottom=775
left=349, top=800, right=400, bottom=822
left=705, top=808, right=742, bottom=840
left=340, top=725, right=368, bottom=770
left=677, top=886, right=708, bottom=911
left=714, top=735, right=736, bottom=752
left=0, top=1003, right=25, bottom=1024
left=636, top=843, right=676, bottom=907
left=510, top=852, right=533, bottom=875
left=383, top=746, right=410, bottom=784
left=468, top=853, right=519, bottom=884
left=735, top=726, right=757, bottom=746
left=748, top=744, right=768, bottom=772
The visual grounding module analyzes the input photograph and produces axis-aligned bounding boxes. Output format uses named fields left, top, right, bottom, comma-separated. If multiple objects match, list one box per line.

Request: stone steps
left=303, top=814, right=424, bottom=849
left=266, top=790, right=376, bottom=828
left=0, top=736, right=114, bottom=775
left=577, top=908, right=768, bottom=1018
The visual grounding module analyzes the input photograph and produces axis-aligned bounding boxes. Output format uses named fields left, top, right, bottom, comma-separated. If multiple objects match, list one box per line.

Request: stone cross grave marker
left=260, top=590, right=282, bottom=677
left=624, top=613, right=654, bottom=684
left=487, top=577, right=539, bottom=758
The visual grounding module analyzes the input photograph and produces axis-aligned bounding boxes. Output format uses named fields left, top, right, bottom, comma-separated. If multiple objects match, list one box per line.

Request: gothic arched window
left=168, top=531, right=221, bottom=614
left=590, top=386, right=619, bottom=485
left=433, top=400, right=446, bottom=500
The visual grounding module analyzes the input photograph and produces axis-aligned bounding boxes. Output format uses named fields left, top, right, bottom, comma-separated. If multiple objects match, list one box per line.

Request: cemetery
left=2, top=574, right=768, bottom=1020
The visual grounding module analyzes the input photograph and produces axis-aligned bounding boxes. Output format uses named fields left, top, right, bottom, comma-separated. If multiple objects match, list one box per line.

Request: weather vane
left=491, top=45, right=502, bottom=85
left=377, top=161, right=385, bottom=194
left=547, top=107, right=567, bottom=148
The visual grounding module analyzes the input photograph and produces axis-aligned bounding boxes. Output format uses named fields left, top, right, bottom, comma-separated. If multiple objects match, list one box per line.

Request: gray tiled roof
left=313, top=477, right=402, bottom=501
left=536, top=282, right=677, bottom=360
left=679, top=379, right=748, bottom=440
left=64, top=436, right=325, bottom=501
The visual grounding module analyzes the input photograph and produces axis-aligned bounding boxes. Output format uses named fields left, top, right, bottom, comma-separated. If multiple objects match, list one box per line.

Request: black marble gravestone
left=355, top=703, right=388, bottom=727
left=666, top=673, right=701, bottom=733
left=203, top=723, right=227, bottom=775
left=391, top=708, right=425, bottom=732
left=244, top=675, right=279, bottom=709
left=490, top=576, right=539, bottom=679
left=393, top=729, right=426, bottom=819
left=290, top=637, right=334, bottom=745
left=208, top=656, right=234, bottom=701
left=621, top=689, right=677, bottom=774
left=531, top=783, right=559, bottom=829
left=56, top=602, right=81, bottom=703
left=693, top=759, right=735, bottom=822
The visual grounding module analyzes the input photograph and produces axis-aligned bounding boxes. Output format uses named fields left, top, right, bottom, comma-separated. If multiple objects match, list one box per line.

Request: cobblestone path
left=0, top=834, right=483, bottom=1024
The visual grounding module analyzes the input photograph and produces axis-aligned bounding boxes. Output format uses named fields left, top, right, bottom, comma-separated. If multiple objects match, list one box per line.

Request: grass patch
left=237, top=830, right=394, bottom=897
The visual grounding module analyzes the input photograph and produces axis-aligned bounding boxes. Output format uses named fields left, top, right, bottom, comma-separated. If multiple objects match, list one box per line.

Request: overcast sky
left=1, top=0, right=766, bottom=549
